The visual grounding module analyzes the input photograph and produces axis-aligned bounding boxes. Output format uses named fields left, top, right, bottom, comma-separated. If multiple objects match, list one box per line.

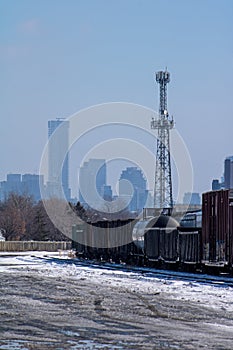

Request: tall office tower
left=224, top=156, right=233, bottom=189
left=79, top=159, right=106, bottom=208
left=47, top=118, right=71, bottom=200
left=119, top=167, right=148, bottom=213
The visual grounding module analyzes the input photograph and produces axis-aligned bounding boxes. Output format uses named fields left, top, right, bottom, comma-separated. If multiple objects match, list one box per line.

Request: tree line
left=0, top=194, right=134, bottom=241
left=0, top=194, right=71, bottom=241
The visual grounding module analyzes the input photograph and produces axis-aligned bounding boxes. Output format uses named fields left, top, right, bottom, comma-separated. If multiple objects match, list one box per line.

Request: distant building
left=0, top=174, right=22, bottom=201
left=22, top=174, right=44, bottom=202
left=212, top=156, right=233, bottom=191
left=47, top=118, right=71, bottom=200
left=224, top=156, right=233, bottom=189
left=212, top=179, right=221, bottom=191
left=0, top=173, right=44, bottom=202
left=79, top=159, right=107, bottom=207
left=6, top=174, right=22, bottom=193
left=102, top=185, right=113, bottom=201
left=119, top=167, right=148, bottom=213
left=183, top=192, right=201, bottom=206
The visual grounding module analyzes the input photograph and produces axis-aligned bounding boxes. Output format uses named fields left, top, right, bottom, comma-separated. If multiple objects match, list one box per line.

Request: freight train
left=72, top=189, right=233, bottom=276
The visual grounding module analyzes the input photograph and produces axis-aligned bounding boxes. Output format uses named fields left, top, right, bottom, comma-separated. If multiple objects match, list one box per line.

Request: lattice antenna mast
left=151, top=70, right=174, bottom=209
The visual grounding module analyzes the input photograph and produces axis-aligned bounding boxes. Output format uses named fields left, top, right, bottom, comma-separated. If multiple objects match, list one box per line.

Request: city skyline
left=1, top=110, right=233, bottom=203
left=1, top=1, right=233, bottom=198
left=0, top=173, right=44, bottom=202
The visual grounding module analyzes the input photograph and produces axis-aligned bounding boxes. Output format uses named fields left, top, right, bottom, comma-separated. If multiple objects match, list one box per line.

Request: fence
left=0, top=241, right=72, bottom=252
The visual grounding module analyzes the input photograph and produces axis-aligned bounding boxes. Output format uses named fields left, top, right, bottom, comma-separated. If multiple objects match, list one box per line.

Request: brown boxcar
left=202, top=189, right=233, bottom=265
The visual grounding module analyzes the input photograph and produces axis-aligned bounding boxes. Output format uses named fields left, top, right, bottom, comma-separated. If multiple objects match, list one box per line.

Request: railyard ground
left=0, top=253, right=233, bottom=350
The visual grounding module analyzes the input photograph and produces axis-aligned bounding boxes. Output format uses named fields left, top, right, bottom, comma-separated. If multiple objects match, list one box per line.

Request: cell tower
left=151, top=70, right=174, bottom=209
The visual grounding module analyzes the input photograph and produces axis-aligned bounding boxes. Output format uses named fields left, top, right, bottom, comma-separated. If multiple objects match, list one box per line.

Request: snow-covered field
left=0, top=252, right=233, bottom=349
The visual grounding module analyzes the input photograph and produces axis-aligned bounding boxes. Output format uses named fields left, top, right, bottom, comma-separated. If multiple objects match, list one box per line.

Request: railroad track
left=34, top=254, right=233, bottom=288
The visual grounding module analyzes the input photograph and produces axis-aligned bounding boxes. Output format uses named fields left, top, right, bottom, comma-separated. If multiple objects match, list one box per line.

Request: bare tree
left=0, top=194, right=34, bottom=240
left=0, top=195, right=72, bottom=241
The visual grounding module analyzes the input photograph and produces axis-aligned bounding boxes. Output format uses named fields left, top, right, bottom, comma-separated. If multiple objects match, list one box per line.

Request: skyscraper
left=224, top=156, right=233, bottom=189
left=47, top=118, right=70, bottom=200
left=79, top=159, right=106, bottom=207
left=119, top=167, right=148, bottom=213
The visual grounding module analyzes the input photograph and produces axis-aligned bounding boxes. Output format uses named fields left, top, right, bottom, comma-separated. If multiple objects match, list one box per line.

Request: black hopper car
left=72, top=190, right=233, bottom=276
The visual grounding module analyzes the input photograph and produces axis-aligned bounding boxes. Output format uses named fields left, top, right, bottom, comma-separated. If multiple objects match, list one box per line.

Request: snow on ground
left=1, top=252, right=233, bottom=314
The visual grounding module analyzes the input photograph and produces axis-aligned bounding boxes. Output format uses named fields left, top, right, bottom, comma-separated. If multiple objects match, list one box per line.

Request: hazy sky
left=1, top=0, right=233, bottom=198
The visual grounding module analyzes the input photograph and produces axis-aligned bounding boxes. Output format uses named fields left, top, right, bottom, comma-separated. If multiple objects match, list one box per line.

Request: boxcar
left=202, top=189, right=233, bottom=267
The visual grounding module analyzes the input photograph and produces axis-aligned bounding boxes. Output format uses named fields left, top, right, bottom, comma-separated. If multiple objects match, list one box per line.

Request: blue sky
left=0, top=0, right=233, bottom=198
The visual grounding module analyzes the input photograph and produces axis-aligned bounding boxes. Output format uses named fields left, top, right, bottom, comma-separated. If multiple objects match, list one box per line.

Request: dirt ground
left=0, top=261, right=233, bottom=350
